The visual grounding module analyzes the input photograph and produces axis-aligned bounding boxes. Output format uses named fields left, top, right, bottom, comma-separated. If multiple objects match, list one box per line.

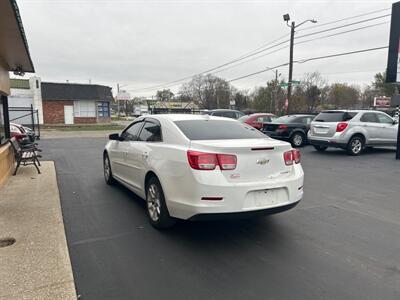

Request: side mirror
left=393, top=119, right=399, bottom=125
left=109, top=133, right=121, bottom=141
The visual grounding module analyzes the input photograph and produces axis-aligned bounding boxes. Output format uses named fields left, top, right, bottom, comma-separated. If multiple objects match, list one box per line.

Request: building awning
left=0, top=0, right=34, bottom=73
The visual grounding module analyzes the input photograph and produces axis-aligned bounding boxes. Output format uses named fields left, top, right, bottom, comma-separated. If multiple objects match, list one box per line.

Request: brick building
left=41, top=82, right=113, bottom=124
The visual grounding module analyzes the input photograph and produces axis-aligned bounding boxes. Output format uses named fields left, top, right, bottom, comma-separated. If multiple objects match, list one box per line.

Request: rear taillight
left=187, top=151, right=217, bottom=170
left=217, top=154, right=237, bottom=170
left=278, top=124, right=288, bottom=130
left=187, top=151, right=237, bottom=171
left=336, top=122, right=348, bottom=132
left=292, top=149, right=301, bottom=164
left=283, top=150, right=301, bottom=166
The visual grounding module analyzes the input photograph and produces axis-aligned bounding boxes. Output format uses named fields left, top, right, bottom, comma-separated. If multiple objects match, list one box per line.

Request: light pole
left=265, top=68, right=281, bottom=113
left=283, top=14, right=317, bottom=114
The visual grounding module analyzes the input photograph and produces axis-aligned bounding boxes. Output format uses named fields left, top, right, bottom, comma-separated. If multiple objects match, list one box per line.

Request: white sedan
left=103, top=114, right=304, bottom=229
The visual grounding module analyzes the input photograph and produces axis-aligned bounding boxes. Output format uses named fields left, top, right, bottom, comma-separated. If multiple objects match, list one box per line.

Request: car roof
left=211, top=109, right=242, bottom=112
left=249, top=113, right=275, bottom=116
left=144, top=114, right=237, bottom=122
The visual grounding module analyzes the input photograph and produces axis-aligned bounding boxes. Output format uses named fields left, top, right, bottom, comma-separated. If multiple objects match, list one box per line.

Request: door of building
left=64, top=105, right=74, bottom=124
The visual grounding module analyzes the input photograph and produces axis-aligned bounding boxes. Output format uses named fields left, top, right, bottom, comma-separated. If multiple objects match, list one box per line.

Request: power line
left=215, top=21, right=389, bottom=77
left=295, top=21, right=389, bottom=46
left=297, top=7, right=391, bottom=32
left=227, top=46, right=388, bottom=83
left=127, top=12, right=391, bottom=93
left=294, top=46, right=388, bottom=64
left=295, top=14, right=390, bottom=40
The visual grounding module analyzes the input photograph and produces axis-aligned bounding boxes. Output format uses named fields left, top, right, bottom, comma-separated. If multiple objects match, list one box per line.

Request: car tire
left=103, top=153, right=116, bottom=185
left=290, top=132, right=305, bottom=147
left=347, top=135, right=364, bottom=156
left=313, top=145, right=328, bottom=152
left=146, top=176, right=176, bottom=229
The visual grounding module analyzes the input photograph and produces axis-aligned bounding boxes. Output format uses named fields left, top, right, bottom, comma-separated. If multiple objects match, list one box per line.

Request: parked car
left=238, top=113, right=277, bottom=130
left=262, top=114, right=316, bottom=147
left=10, top=123, right=36, bottom=142
left=10, top=124, right=28, bottom=142
left=103, top=114, right=304, bottom=229
left=308, top=110, right=398, bottom=155
left=206, top=109, right=245, bottom=119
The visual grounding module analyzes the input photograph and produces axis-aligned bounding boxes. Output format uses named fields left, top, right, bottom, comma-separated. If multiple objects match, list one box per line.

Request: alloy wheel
left=147, top=184, right=161, bottom=222
left=351, top=139, right=362, bottom=154
left=104, top=156, right=110, bottom=181
left=293, top=134, right=303, bottom=147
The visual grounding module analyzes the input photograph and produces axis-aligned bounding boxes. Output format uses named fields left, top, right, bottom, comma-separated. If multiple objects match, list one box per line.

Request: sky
left=15, top=0, right=397, bottom=97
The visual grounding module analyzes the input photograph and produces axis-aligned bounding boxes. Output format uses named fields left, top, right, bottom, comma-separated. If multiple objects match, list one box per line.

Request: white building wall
left=30, top=76, right=43, bottom=124
left=8, top=76, right=44, bottom=124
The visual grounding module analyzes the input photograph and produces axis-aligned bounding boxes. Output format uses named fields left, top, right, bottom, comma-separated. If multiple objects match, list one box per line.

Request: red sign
left=373, top=96, right=391, bottom=107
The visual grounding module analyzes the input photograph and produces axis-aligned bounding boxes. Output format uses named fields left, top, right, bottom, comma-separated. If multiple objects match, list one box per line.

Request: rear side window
left=257, top=116, right=272, bottom=122
left=174, top=120, right=266, bottom=140
left=138, top=121, right=162, bottom=142
left=360, top=113, right=378, bottom=123
left=315, top=111, right=356, bottom=122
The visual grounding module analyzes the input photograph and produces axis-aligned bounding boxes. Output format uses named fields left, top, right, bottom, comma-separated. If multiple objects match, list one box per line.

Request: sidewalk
left=0, top=161, right=76, bottom=299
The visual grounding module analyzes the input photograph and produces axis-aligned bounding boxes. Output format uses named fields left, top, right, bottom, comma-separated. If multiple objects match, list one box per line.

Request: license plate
left=314, top=127, right=329, bottom=134
left=253, top=190, right=277, bottom=207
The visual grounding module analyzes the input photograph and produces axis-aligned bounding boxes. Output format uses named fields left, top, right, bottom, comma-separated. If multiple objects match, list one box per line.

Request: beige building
left=0, top=0, right=35, bottom=186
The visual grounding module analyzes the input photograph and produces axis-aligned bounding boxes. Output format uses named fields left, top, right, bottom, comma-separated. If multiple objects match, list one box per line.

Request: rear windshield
left=314, top=111, right=357, bottom=122
left=238, top=115, right=250, bottom=122
left=272, top=115, right=297, bottom=124
left=174, top=120, right=266, bottom=140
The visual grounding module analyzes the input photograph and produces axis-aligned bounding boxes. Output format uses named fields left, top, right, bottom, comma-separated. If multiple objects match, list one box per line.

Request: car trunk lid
left=189, top=138, right=294, bottom=182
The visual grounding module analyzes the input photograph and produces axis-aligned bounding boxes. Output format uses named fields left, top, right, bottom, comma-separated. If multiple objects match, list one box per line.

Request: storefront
left=0, top=0, right=35, bottom=185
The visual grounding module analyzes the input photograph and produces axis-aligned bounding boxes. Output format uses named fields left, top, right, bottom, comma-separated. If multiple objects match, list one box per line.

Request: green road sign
left=280, top=81, right=300, bottom=88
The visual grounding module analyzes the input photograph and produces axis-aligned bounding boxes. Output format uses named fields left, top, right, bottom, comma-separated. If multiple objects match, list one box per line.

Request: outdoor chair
left=9, top=138, right=41, bottom=175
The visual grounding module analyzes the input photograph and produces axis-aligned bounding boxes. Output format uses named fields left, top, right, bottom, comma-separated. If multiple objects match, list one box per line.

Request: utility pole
left=117, top=83, right=120, bottom=117
left=283, top=14, right=317, bottom=114
left=274, top=69, right=279, bottom=114
left=396, top=104, right=400, bottom=160
left=287, top=22, right=295, bottom=114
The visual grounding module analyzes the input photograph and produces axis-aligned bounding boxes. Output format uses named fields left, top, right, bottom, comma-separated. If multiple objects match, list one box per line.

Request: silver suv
left=308, top=110, right=398, bottom=155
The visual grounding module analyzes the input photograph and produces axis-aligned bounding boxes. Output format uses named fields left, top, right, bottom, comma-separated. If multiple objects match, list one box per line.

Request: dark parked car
left=262, top=114, right=315, bottom=147
left=207, top=109, right=245, bottom=119
left=238, top=113, right=277, bottom=130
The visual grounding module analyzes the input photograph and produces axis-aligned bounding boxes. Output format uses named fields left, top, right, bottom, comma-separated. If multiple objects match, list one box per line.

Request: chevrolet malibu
left=103, top=114, right=304, bottom=229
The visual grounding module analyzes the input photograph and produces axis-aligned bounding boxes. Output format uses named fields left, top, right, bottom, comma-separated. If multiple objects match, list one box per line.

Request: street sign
left=280, top=81, right=300, bottom=88
left=116, top=90, right=131, bottom=101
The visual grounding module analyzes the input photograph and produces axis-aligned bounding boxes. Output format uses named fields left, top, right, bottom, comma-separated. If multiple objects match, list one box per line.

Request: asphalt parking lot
left=41, top=137, right=400, bottom=300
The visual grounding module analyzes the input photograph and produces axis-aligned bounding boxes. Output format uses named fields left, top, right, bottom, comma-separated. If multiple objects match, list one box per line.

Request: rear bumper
left=308, top=138, right=347, bottom=148
left=164, top=165, right=304, bottom=220
left=188, top=200, right=300, bottom=221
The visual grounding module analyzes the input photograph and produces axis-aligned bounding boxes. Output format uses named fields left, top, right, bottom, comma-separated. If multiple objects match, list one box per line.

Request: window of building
left=97, top=101, right=110, bottom=117
left=74, top=100, right=96, bottom=117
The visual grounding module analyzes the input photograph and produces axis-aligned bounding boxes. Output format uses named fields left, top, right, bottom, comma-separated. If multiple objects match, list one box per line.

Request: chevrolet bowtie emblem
left=256, top=158, right=270, bottom=165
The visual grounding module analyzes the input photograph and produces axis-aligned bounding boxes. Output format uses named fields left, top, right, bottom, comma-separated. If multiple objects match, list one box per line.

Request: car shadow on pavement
left=112, top=180, right=290, bottom=244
